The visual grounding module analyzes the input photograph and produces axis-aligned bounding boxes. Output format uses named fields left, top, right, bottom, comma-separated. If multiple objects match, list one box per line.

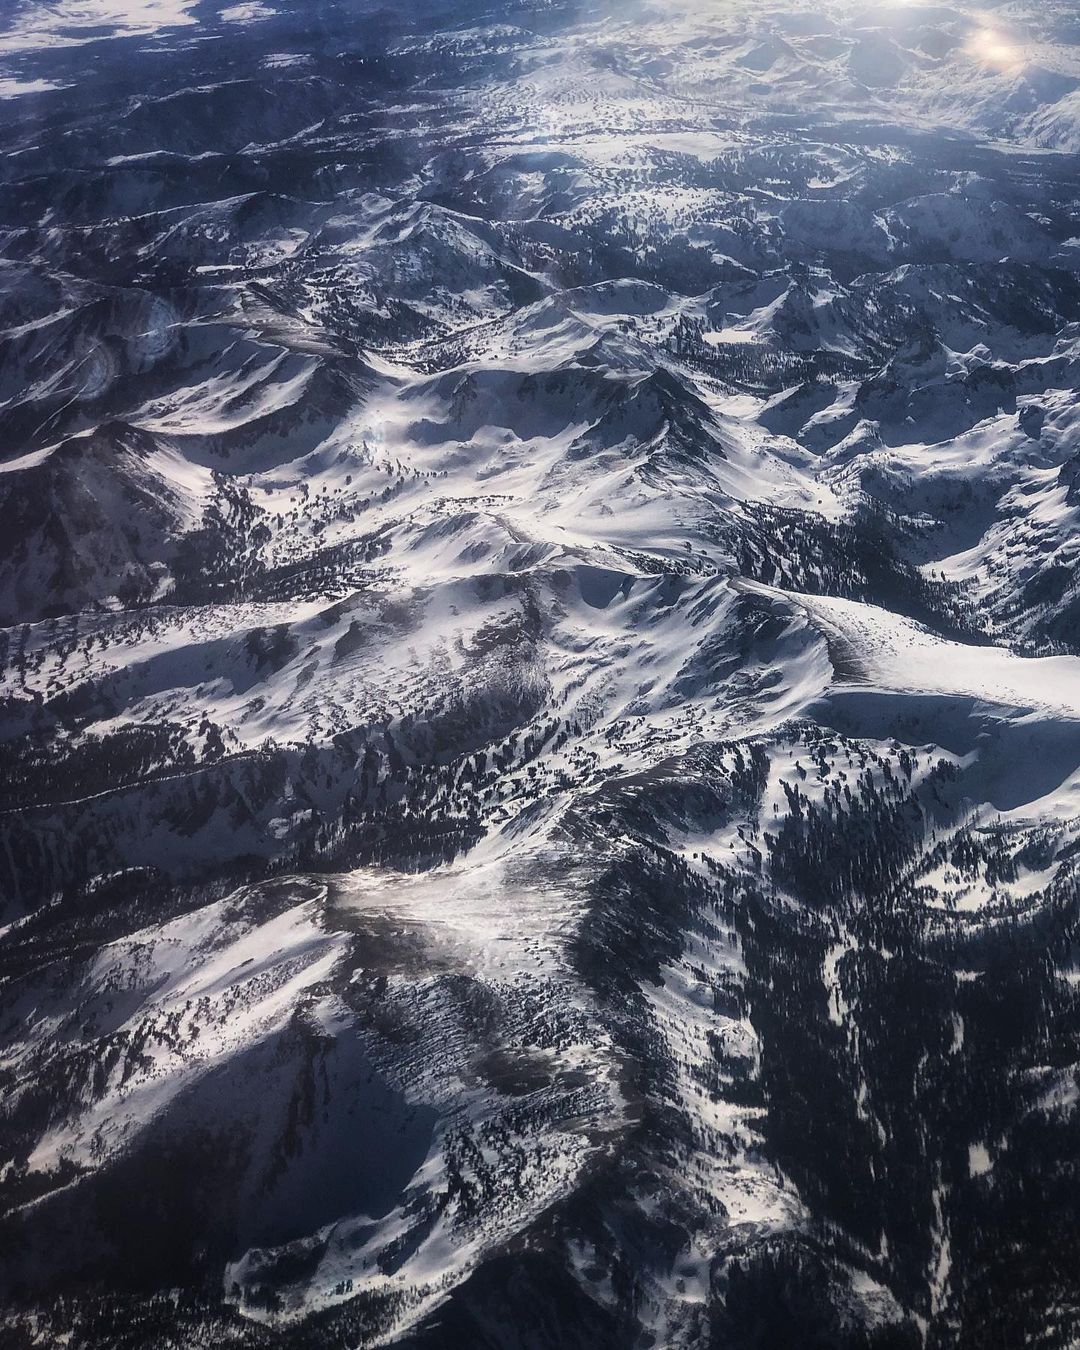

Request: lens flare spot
left=965, top=27, right=1025, bottom=72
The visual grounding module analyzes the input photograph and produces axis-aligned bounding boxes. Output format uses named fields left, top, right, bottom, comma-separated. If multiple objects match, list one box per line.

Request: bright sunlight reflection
left=965, top=26, right=1026, bottom=72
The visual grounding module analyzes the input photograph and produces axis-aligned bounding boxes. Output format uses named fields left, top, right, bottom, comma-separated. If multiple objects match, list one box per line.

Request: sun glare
left=965, top=26, right=1025, bottom=72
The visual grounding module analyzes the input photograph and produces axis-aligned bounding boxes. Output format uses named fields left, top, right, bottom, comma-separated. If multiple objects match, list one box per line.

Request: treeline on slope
left=740, top=730, right=1080, bottom=1346
left=733, top=501, right=987, bottom=644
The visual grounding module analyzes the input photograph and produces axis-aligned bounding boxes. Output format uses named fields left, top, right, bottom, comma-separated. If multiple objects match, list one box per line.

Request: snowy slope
left=2, top=0, right=1080, bottom=1347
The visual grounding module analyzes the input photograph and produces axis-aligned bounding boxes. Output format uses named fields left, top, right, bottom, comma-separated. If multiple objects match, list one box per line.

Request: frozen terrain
left=1, top=0, right=1080, bottom=1346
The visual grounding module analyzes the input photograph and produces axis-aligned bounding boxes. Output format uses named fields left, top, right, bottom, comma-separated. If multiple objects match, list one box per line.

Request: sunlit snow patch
left=0, top=0, right=198, bottom=51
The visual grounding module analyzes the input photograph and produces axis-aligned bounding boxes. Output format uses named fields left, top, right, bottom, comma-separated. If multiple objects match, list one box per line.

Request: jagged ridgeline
left=2, top=0, right=1080, bottom=1346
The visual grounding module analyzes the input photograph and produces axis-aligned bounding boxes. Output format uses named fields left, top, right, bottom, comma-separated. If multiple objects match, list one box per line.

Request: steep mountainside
left=2, top=0, right=1080, bottom=1347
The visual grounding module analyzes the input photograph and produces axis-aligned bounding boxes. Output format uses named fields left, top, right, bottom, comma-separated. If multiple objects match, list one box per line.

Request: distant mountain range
left=2, top=1, right=1080, bottom=1346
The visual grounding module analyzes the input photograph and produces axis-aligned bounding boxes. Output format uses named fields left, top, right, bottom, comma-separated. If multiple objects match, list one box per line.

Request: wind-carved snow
left=772, top=586, right=1080, bottom=722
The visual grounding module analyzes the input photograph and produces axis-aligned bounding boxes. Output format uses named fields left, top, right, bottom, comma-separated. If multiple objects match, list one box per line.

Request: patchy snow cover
left=2, top=0, right=1080, bottom=1345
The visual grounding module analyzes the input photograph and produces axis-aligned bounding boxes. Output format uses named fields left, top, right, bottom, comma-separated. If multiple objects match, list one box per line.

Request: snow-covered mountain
left=2, top=0, right=1080, bottom=1346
